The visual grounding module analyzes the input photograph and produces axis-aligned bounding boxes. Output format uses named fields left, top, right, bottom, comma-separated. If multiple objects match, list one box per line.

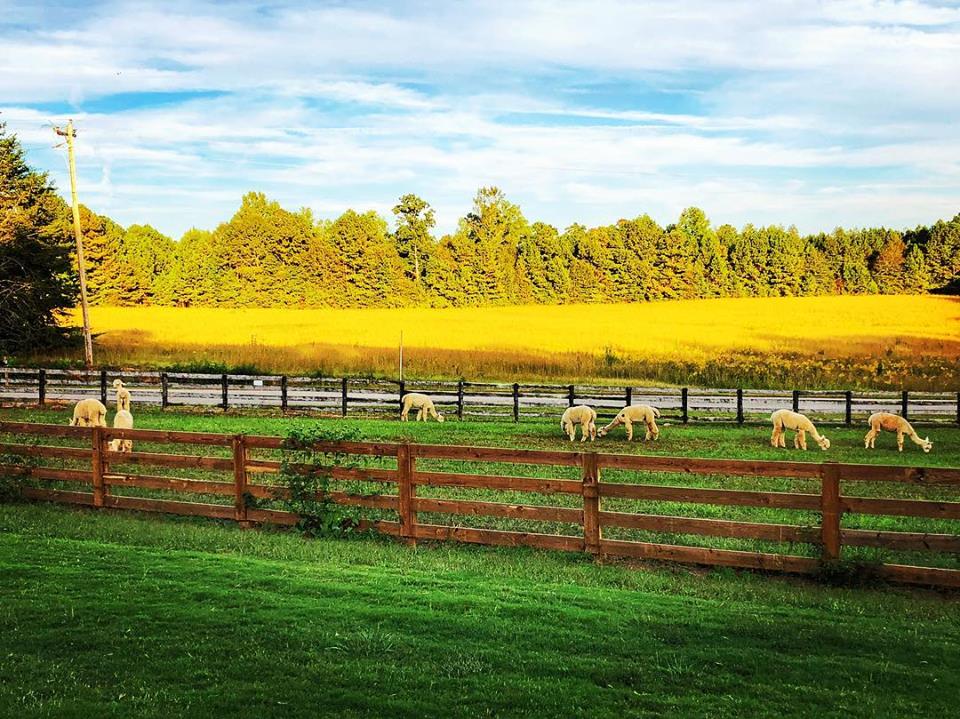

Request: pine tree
left=0, top=123, right=77, bottom=352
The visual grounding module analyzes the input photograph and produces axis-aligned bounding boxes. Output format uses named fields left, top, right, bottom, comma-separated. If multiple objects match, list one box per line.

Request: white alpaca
left=560, top=405, right=597, bottom=442
left=113, top=379, right=131, bottom=412
left=597, top=404, right=660, bottom=441
left=108, top=409, right=134, bottom=453
left=400, top=393, right=444, bottom=422
left=69, top=399, right=107, bottom=427
left=770, top=409, right=830, bottom=451
left=864, top=412, right=932, bottom=453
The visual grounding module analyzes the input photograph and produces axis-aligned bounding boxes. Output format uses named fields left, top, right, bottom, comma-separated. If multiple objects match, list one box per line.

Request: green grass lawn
left=1, top=502, right=958, bottom=718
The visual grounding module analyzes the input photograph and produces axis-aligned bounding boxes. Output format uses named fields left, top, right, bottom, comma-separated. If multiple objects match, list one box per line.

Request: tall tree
left=925, top=215, right=960, bottom=291
left=0, top=123, right=77, bottom=352
left=392, top=194, right=435, bottom=285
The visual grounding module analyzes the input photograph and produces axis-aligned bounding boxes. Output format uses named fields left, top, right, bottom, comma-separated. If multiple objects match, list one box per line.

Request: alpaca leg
left=589, top=421, right=596, bottom=441
left=580, top=423, right=589, bottom=442
left=897, top=430, right=904, bottom=452
left=648, top=419, right=659, bottom=441
left=624, top=419, right=633, bottom=441
left=864, top=429, right=874, bottom=449
left=565, top=422, right=575, bottom=441
left=771, top=426, right=780, bottom=448
left=401, top=406, right=409, bottom=421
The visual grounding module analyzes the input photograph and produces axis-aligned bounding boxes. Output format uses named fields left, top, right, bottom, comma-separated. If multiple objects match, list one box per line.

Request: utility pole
left=54, top=119, right=93, bottom=369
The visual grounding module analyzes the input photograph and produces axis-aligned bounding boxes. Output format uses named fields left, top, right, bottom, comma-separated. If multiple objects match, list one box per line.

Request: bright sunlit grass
left=51, top=295, right=960, bottom=389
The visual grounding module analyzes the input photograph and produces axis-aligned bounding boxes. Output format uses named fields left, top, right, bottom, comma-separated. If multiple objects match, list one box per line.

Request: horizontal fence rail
left=1, top=367, right=959, bottom=425
left=1, top=421, right=959, bottom=588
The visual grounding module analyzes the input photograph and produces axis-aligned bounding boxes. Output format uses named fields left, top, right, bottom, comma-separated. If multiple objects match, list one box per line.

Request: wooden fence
left=3, top=367, right=960, bottom=425
left=1, top=421, right=958, bottom=588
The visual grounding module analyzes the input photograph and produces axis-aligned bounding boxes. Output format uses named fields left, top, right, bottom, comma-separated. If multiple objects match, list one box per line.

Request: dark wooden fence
left=1, top=421, right=958, bottom=587
left=2, top=367, right=959, bottom=425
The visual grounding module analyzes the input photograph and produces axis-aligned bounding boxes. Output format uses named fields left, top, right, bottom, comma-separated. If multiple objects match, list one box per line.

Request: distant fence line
left=1, top=367, right=959, bottom=425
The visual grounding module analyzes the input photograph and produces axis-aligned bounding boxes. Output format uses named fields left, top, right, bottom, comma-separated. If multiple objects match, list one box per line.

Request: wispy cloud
left=1, top=0, right=958, bottom=238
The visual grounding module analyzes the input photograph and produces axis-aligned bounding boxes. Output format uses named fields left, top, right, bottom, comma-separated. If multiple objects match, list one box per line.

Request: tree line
left=3, top=124, right=959, bottom=353
left=80, top=187, right=959, bottom=308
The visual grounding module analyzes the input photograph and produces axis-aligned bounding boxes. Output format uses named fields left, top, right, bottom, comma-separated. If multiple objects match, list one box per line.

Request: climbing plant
left=278, top=425, right=383, bottom=537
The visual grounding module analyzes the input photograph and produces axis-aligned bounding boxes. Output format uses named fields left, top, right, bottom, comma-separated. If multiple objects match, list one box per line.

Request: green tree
left=392, top=194, right=435, bottom=285
left=925, top=215, right=960, bottom=290
left=113, top=225, right=175, bottom=305
left=0, top=123, right=77, bottom=352
left=328, top=210, right=410, bottom=307
left=902, top=244, right=930, bottom=294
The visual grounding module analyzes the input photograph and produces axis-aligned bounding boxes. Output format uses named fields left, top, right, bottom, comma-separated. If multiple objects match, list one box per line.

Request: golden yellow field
left=55, top=295, right=960, bottom=389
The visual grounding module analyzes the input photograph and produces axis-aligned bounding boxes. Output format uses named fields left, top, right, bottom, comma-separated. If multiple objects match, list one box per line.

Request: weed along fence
left=1, top=420, right=959, bottom=588
left=3, top=367, right=960, bottom=425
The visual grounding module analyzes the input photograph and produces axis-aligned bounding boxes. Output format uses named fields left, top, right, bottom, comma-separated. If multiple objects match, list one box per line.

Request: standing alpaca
left=108, top=409, right=134, bottom=453
left=770, top=409, right=830, bottom=451
left=597, top=404, right=660, bottom=441
left=69, top=399, right=107, bottom=427
left=400, top=393, right=444, bottom=422
left=864, top=412, right=932, bottom=453
left=113, top=379, right=131, bottom=412
left=560, top=405, right=597, bottom=442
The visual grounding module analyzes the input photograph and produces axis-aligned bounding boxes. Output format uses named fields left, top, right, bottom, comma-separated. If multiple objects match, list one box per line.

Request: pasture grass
left=22, top=295, right=960, bottom=389
left=1, top=501, right=959, bottom=718
left=1, top=406, right=958, bottom=571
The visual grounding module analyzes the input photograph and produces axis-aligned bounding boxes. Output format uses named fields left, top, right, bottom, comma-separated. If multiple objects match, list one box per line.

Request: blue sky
left=2, top=0, right=959, bottom=239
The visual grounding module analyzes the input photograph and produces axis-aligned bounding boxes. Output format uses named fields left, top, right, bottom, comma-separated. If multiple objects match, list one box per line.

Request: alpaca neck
left=907, top=431, right=927, bottom=447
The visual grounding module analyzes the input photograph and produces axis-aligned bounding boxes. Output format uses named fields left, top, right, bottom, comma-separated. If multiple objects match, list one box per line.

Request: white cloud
left=1, top=0, right=959, bottom=238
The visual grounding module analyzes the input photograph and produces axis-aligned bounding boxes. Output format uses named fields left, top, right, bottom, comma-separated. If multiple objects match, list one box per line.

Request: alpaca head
left=437, top=413, right=445, bottom=423
left=817, top=436, right=831, bottom=451
left=113, top=379, right=125, bottom=389
left=921, top=437, right=932, bottom=453
left=596, top=427, right=608, bottom=438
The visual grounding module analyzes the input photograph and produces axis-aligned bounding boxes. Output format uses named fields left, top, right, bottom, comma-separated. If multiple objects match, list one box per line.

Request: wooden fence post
left=92, top=426, right=105, bottom=508
left=160, top=372, right=169, bottom=409
left=457, top=381, right=464, bottom=421
left=399, top=380, right=405, bottom=414
left=341, top=378, right=348, bottom=417
left=625, top=386, right=632, bottom=406
left=681, top=388, right=688, bottom=424
left=820, top=462, right=841, bottom=563
left=567, top=384, right=575, bottom=407
left=792, top=390, right=800, bottom=413
left=956, top=392, right=960, bottom=427
left=736, top=388, right=744, bottom=424
left=100, top=369, right=107, bottom=405
left=582, top=452, right=600, bottom=556
left=232, top=434, right=250, bottom=527
left=38, top=369, right=46, bottom=406
left=845, top=390, right=852, bottom=426
left=397, top=444, right=416, bottom=544
left=220, top=373, right=228, bottom=410
left=513, top=383, right=520, bottom=422
left=280, top=375, right=288, bottom=412
left=901, top=390, right=909, bottom=420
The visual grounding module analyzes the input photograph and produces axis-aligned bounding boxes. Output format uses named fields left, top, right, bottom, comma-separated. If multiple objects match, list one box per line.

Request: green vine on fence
left=278, top=425, right=382, bottom=537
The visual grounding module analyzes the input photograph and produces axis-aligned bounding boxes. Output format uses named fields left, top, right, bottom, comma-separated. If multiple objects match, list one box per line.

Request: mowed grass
left=2, top=406, right=959, bottom=570
left=1, top=501, right=959, bottom=718
left=33, top=295, right=960, bottom=388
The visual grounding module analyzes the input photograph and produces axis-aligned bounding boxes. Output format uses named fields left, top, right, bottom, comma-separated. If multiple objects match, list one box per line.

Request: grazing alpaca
left=113, top=379, right=131, bottom=412
left=400, top=393, right=444, bottom=422
left=69, top=399, right=107, bottom=427
left=108, top=409, right=134, bottom=453
left=770, top=409, right=830, bottom=451
left=864, top=412, right=932, bottom=453
left=560, top=405, right=597, bottom=442
left=597, top=404, right=660, bottom=441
